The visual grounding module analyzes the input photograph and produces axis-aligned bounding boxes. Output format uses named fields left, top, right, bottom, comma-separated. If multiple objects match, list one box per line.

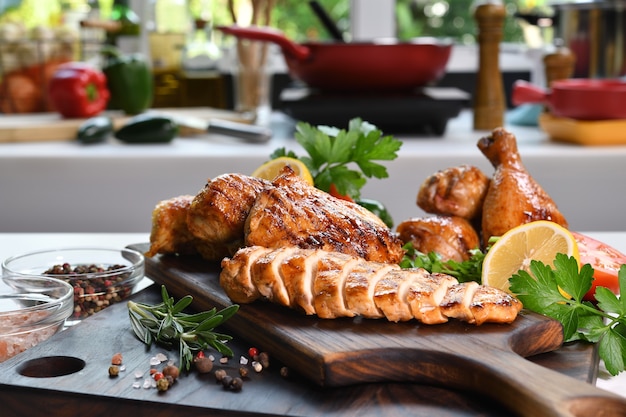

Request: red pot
left=218, top=25, right=452, bottom=92
left=512, top=79, right=626, bottom=120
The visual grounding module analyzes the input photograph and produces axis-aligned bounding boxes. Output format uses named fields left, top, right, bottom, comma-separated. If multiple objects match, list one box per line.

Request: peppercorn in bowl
left=0, top=275, right=73, bottom=362
left=2, top=247, right=145, bottom=323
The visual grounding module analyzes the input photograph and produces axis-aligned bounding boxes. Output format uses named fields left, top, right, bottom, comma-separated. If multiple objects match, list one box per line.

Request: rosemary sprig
left=128, top=285, right=239, bottom=371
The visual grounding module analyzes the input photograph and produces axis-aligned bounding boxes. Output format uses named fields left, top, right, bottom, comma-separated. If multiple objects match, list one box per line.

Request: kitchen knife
left=159, top=112, right=273, bottom=143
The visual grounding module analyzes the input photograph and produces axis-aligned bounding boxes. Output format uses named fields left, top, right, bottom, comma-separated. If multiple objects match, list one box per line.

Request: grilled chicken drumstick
left=220, top=246, right=522, bottom=325
left=478, top=128, right=568, bottom=242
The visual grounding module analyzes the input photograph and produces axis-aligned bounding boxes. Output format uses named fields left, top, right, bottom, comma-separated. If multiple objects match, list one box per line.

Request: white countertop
left=1, top=110, right=626, bottom=233
left=0, top=231, right=624, bottom=398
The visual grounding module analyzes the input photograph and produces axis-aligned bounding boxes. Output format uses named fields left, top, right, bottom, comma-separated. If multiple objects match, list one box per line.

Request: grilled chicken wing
left=146, top=194, right=237, bottom=261
left=186, top=173, right=270, bottom=244
left=396, top=216, right=480, bottom=262
left=220, top=246, right=522, bottom=325
left=478, top=128, right=568, bottom=242
left=245, top=167, right=405, bottom=264
left=417, top=164, right=490, bottom=220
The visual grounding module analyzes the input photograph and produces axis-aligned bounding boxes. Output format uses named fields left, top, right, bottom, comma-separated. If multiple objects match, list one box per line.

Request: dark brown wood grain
left=0, top=243, right=623, bottom=417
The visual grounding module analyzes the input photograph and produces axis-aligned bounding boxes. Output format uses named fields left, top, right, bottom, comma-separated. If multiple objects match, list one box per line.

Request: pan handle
left=217, top=25, right=312, bottom=61
left=512, top=80, right=551, bottom=106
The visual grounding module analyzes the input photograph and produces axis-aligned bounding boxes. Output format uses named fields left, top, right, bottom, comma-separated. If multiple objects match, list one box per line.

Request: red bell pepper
left=48, top=62, right=110, bottom=118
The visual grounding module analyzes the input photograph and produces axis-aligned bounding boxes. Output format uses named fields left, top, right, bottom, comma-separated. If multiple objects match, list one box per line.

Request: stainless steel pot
left=551, top=0, right=626, bottom=78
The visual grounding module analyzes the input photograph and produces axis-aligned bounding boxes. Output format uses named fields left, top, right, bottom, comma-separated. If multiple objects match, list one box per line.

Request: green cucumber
left=76, top=116, right=113, bottom=144
left=115, top=114, right=178, bottom=143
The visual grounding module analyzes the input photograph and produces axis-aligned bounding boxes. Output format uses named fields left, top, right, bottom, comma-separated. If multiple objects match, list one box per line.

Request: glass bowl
left=2, top=247, right=145, bottom=323
left=0, top=275, right=73, bottom=362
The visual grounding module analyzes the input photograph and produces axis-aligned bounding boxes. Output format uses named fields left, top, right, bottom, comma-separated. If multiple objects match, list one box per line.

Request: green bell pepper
left=103, top=52, right=153, bottom=115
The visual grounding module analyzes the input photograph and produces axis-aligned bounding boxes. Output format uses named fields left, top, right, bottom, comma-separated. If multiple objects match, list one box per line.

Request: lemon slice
left=482, top=220, right=579, bottom=294
left=252, top=157, right=314, bottom=185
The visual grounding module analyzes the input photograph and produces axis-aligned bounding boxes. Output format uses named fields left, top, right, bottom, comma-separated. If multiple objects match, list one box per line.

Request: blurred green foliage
left=1, top=0, right=539, bottom=45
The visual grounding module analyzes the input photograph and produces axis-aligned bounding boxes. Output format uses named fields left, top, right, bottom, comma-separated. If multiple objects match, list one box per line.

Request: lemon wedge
left=252, top=157, right=314, bottom=185
left=482, top=220, right=579, bottom=294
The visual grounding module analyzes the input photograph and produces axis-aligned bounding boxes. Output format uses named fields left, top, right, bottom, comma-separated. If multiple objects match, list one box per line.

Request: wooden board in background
left=0, top=107, right=252, bottom=142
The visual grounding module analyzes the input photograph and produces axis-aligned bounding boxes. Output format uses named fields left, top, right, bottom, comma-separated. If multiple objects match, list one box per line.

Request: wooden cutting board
left=0, top=107, right=251, bottom=142
left=135, top=245, right=626, bottom=417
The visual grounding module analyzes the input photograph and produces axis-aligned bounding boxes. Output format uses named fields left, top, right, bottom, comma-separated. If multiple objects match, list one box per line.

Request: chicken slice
left=251, top=247, right=297, bottom=307
left=314, top=252, right=359, bottom=319
left=245, top=167, right=405, bottom=264
left=417, top=164, right=490, bottom=220
left=397, top=215, right=481, bottom=262
left=470, top=285, right=523, bottom=325
left=406, top=271, right=458, bottom=324
left=279, top=249, right=320, bottom=315
left=187, top=173, right=270, bottom=244
left=374, top=269, right=423, bottom=322
left=219, top=246, right=267, bottom=303
left=345, top=261, right=400, bottom=319
left=439, top=282, right=481, bottom=323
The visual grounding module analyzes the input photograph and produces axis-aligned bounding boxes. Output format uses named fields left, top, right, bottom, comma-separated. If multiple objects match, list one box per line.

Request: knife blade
left=160, top=112, right=273, bottom=143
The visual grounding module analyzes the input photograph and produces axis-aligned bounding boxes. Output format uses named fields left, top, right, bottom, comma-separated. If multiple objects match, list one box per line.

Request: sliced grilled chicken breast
left=220, top=246, right=522, bottom=325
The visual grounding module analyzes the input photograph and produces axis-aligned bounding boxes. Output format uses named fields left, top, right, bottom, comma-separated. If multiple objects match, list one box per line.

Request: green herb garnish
left=509, top=255, right=626, bottom=376
left=400, top=242, right=486, bottom=283
left=128, top=285, right=239, bottom=371
left=270, top=118, right=402, bottom=200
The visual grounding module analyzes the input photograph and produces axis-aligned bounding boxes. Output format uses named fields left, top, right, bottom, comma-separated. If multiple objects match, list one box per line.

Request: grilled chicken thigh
left=417, top=164, right=490, bottom=220
left=478, top=128, right=568, bottom=242
left=220, top=246, right=522, bottom=325
left=146, top=194, right=238, bottom=261
left=186, top=173, right=270, bottom=244
left=245, top=167, right=405, bottom=264
left=397, top=216, right=481, bottom=262
left=146, top=195, right=199, bottom=258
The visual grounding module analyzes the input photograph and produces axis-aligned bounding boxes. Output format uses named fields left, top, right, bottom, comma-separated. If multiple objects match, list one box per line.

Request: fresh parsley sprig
left=128, top=285, right=239, bottom=371
left=271, top=118, right=402, bottom=200
left=509, top=255, right=626, bottom=376
left=400, top=242, right=486, bottom=283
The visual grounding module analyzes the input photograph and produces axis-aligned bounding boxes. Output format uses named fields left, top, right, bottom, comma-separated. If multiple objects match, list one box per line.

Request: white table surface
left=0, top=232, right=624, bottom=398
left=1, top=110, right=626, bottom=233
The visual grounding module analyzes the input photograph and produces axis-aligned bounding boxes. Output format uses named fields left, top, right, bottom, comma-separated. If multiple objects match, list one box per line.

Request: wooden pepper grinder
left=473, top=1, right=506, bottom=130
left=544, top=45, right=576, bottom=87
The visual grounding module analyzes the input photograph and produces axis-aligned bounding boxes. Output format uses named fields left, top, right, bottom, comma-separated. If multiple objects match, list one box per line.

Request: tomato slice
left=328, top=183, right=354, bottom=202
left=572, top=232, right=626, bottom=301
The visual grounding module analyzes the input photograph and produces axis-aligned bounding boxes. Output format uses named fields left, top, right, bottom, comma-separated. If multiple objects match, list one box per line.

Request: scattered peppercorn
left=153, top=371, right=165, bottom=382
left=156, top=377, right=170, bottom=392
left=239, top=366, right=249, bottom=378
left=214, top=369, right=227, bottom=383
left=248, top=347, right=259, bottom=359
left=252, top=361, right=263, bottom=373
left=280, top=366, right=290, bottom=378
left=258, top=352, right=270, bottom=369
left=221, top=375, right=233, bottom=389
left=108, top=365, right=120, bottom=377
left=111, top=352, right=123, bottom=366
left=229, top=377, right=244, bottom=392
left=162, top=364, right=180, bottom=381
left=194, top=356, right=214, bottom=374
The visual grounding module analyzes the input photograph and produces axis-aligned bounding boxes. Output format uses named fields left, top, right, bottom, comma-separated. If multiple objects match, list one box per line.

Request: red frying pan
left=218, top=25, right=452, bottom=92
left=512, top=79, right=626, bottom=120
